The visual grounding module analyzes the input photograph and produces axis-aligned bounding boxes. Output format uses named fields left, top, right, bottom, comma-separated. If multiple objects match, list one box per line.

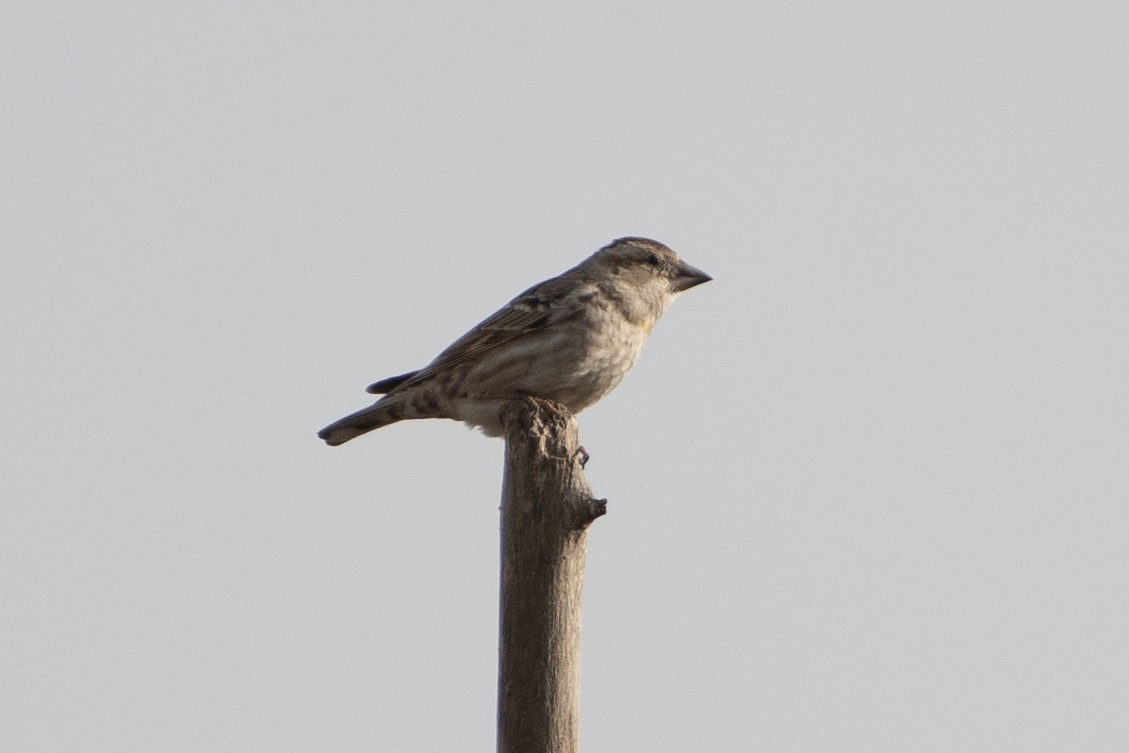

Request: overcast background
left=4, top=2, right=1127, bottom=751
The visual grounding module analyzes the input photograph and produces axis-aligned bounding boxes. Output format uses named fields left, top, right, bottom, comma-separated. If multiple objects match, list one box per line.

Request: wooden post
left=497, top=398, right=606, bottom=753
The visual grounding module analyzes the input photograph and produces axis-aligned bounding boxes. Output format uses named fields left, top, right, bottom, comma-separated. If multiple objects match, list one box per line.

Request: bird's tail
left=317, top=399, right=407, bottom=446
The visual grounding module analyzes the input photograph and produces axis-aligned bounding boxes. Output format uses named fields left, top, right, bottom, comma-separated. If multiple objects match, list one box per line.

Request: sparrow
left=318, top=237, right=710, bottom=445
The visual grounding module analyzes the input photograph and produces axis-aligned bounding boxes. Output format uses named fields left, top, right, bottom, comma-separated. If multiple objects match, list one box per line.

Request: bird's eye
left=645, top=253, right=660, bottom=267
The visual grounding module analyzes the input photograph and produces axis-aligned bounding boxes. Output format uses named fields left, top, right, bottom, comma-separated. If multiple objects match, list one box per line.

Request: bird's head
left=588, top=237, right=712, bottom=297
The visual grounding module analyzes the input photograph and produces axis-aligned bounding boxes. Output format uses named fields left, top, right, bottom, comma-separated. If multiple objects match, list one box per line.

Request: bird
left=317, top=237, right=711, bottom=446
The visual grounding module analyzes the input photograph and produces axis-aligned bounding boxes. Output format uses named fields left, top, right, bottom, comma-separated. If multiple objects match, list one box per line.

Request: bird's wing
left=365, top=370, right=420, bottom=394
left=387, top=275, right=584, bottom=393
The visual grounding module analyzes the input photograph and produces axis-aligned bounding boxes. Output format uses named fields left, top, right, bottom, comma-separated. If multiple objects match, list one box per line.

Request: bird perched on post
left=317, top=237, right=711, bottom=446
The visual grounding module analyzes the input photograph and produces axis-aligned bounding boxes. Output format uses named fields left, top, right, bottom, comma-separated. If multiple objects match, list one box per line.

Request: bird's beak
left=671, top=262, right=712, bottom=292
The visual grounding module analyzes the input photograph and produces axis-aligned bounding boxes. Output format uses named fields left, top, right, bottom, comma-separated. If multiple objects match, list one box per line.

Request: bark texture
left=497, top=398, right=606, bottom=753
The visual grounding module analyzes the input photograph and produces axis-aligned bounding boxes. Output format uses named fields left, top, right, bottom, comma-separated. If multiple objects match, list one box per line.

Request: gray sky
left=4, top=2, right=1127, bottom=751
